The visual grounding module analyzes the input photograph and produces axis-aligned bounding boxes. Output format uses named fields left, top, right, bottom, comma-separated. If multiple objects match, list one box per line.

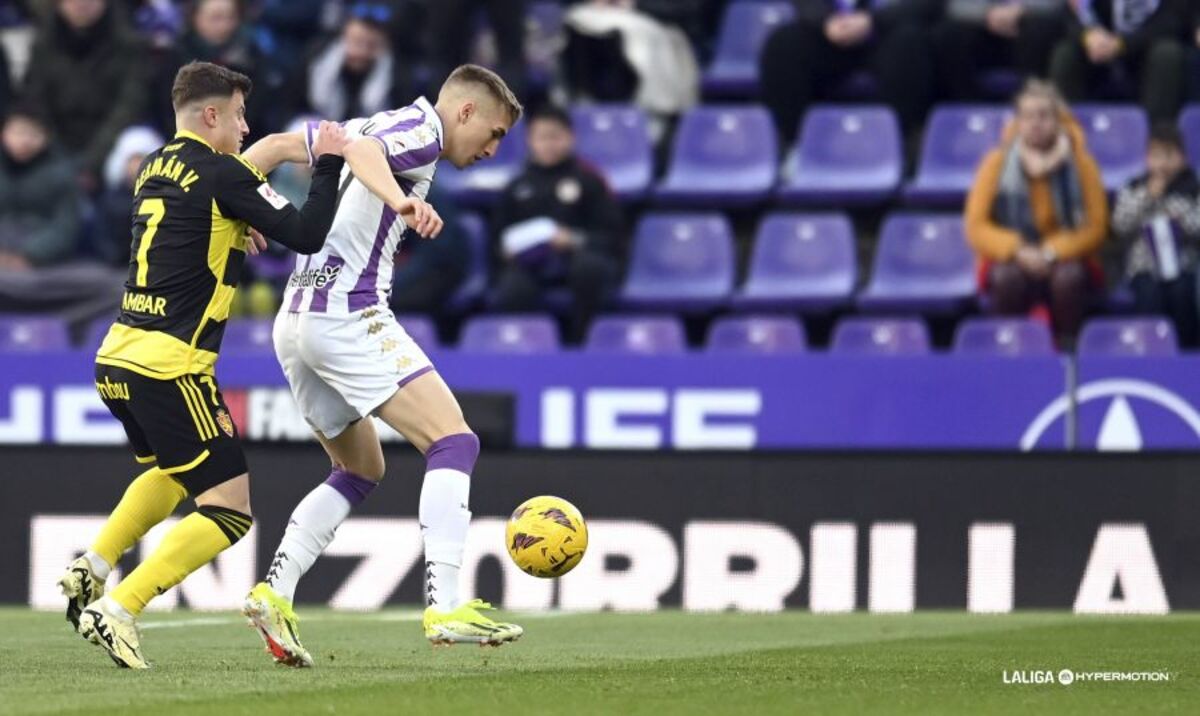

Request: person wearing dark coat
left=491, top=105, right=623, bottom=344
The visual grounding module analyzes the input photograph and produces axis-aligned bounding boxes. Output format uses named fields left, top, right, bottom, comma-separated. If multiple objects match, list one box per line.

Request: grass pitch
left=0, top=608, right=1196, bottom=715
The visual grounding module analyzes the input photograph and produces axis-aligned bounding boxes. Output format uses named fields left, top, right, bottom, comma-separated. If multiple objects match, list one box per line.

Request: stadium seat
left=1180, top=104, right=1200, bottom=169
left=1073, top=104, right=1147, bottom=192
left=857, top=213, right=976, bottom=314
left=221, top=319, right=275, bottom=353
left=447, top=213, right=489, bottom=312
left=620, top=213, right=735, bottom=312
left=953, top=318, right=1055, bottom=356
left=830, top=317, right=931, bottom=355
left=437, top=119, right=527, bottom=207
left=654, top=106, right=777, bottom=207
left=394, top=314, right=439, bottom=351
left=904, top=105, right=1008, bottom=206
left=571, top=105, right=653, bottom=201
left=702, top=1, right=795, bottom=97
left=459, top=314, right=560, bottom=353
left=732, top=212, right=856, bottom=312
left=777, top=105, right=901, bottom=206
left=1078, top=317, right=1178, bottom=356
left=585, top=315, right=687, bottom=354
left=706, top=315, right=806, bottom=354
left=0, top=316, right=70, bottom=352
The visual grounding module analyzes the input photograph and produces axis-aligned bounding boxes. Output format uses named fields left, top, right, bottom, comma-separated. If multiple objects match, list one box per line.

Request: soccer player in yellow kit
left=56, top=61, right=350, bottom=669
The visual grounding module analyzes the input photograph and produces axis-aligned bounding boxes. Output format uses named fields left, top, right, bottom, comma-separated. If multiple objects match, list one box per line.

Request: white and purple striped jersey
left=282, top=96, right=443, bottom=314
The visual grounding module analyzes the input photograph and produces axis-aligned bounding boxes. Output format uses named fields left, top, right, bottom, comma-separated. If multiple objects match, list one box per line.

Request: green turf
left=0, top=608, right=1196, bottom=715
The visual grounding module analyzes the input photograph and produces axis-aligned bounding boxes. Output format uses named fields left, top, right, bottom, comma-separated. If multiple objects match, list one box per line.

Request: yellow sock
left=90, top=467, right=189, bottom=569
left=110, top=506, right=252, bottom=616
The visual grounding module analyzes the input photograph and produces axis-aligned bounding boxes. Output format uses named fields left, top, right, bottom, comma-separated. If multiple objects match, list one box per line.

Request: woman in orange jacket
left=964, top=79, right=1108, bottom=342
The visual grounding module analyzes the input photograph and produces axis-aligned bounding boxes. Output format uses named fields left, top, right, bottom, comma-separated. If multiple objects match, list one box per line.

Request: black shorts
left=95, top=364, right=248, bottom=496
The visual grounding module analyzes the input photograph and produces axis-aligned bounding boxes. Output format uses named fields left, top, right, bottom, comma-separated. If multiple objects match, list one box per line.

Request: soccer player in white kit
left=242, top=65, right=523, bottom=666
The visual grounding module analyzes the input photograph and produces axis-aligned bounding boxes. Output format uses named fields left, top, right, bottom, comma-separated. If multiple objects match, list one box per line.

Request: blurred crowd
left=1, top=0, right=1200, bottom=347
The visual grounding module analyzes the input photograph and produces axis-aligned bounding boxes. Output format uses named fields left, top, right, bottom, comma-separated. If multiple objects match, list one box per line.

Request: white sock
left=84, top=551, right=111, bottom=581
left=420, top=468, right=471, bottom=610
left=265, top=484, right=352, bottom=604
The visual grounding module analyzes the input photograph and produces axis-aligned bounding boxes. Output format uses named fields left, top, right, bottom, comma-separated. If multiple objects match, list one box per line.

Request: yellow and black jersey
left=96, top=130, right=343, bottom=380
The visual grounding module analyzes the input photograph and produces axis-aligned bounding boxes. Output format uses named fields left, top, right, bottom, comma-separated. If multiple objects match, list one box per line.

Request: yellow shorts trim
left=159, top=449, right=211, bottom=476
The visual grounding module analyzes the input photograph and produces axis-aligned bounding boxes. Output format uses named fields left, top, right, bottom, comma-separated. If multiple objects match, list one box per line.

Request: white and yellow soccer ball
left=505, top=495, right=588, bottom=578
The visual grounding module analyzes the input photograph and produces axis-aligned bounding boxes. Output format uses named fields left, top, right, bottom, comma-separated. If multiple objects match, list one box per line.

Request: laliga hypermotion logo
left=1021, top=379, right=1200, bottom=451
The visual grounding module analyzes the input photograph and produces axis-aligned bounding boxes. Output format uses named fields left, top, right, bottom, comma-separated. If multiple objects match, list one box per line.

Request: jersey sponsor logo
left=256, top=183, right=291, bottom=210
left=121, top=291, right=168, bottom=317
left=287, top=264, right=343, bottom=289
left=94, top=377, right=130, bottom=401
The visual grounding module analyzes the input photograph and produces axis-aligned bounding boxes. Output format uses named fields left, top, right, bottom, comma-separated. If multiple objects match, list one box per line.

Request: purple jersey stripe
left=348, top=206, right=400, bottom=312
left=309, top=255, right=345, bottom=313
left=369, top=113, right=441, bottom=172
left=286, top=256, right=312, bottom=313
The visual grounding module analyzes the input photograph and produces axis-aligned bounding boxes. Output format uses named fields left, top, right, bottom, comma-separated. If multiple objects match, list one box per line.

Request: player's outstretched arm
left=241, top=132, right=309, bottom=175
left=343, top=138, right=443, bottom=238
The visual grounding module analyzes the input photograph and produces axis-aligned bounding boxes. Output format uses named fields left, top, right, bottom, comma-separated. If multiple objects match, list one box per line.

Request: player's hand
left=311, top=120, right=350, bottom=158
left=245, top=228, right=268, bottom=255
left=396, top=197, right=444, bottom=239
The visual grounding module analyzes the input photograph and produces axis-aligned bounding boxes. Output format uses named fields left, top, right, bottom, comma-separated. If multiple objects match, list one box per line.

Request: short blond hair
left=441, top=64, right=523, bottom=125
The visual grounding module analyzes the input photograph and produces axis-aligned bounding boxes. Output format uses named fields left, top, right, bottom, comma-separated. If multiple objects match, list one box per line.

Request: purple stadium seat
left=572, top=105, right=653, bottom=201
left=221, top=319, right=275, bottom=353
left=953, top=318, right=1055, bottom=356
left=447, top=213, right=489, bottom=312
left=1078, top=317, right=1178, bottom=356
left=904, top=105, right=1009, bottom=206
left=778, top=105, right=901, bottom=206
left=1181, top=104, right=1200, bottom=169
left=831, top=317, right=931, bottom=355
left=459, top=314, right=560, bottom=353
left=586, top=315, right=687, bottom=354
left=857, top=214, right=976, bottom=314
left=620, top=213, right=735, bottom=312
left=0, top=316, right=70, bottom=352
left=394, top=314, right=439, bottom=351
left=1074, top=104, right=1147, bottom=191
left=733, top=212, right=856, bottom=312
left=706, top=315, right=806, bottom=354
left=437, top=119, right=527, bottom=207
left=702, top=1, right=795, bottom=97
left=654, top=106, right=777, bottom=207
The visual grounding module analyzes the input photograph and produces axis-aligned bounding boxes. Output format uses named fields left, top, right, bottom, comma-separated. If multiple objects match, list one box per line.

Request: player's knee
left=424, top=431, right=480, bottom=476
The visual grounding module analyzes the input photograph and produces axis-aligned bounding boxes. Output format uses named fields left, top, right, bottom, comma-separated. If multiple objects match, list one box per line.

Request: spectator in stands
left=93, top=125, right=162, bottom=267
left=1112, top=124, right=1200, bottom=346
left=151, top=0, right=277, bottom=137
left=0, top=37, right=11, bottom=112
left=492, top=106, right=623, bottom=344
left=299, top=2, right=394, bottom=121
left=759, top=0, right=938, bottom=138
left=933, top=0, right=1070, bottom=100
left=428, top=0, right=526, bottom=102
left=965, top=80, right=1108, bottom=343
left=252, top=0, right=325, bottom=72
left=562, top=0, right=699, bottom=119
left=1190, top=4, right=1200, bottom=101
left=23, top=0, right=147, bottom=192
left=0, top=103, right=79, bottom=271
left=1050, top=0, right=1188, bottom=122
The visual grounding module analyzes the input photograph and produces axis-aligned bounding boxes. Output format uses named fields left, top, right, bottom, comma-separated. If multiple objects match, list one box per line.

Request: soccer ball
left=505, top=495, right=588, bottom=578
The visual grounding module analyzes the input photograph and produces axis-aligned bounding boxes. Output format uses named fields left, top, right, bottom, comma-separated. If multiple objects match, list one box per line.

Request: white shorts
left=273, top=307, right=434, bottom=438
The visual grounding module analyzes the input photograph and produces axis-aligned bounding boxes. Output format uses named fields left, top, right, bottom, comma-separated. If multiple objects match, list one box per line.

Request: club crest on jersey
left=288, top=264, right=342, bottom=289
left=256, top=182, right=291, bottom=210
left=215, top=409, right=235, bottom=438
